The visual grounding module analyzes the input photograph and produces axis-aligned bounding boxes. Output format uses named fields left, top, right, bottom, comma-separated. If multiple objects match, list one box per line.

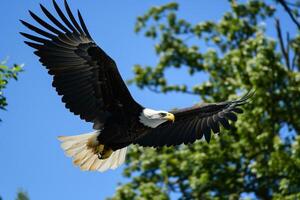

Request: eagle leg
left=98, top=146, right=113, bottom=159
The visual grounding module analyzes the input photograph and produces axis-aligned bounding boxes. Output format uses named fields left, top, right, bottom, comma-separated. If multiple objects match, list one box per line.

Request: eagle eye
left=159, top=113, right=167, bottom=117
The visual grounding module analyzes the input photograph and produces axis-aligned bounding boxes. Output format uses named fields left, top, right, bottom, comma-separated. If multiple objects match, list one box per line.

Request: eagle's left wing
left=20, top=0, right=143, bottom=129
left=134, top=91, right=254, bottom=147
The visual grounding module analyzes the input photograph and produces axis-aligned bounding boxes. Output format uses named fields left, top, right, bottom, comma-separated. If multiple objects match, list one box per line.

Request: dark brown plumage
left=135, top=92, right=253, bottom=147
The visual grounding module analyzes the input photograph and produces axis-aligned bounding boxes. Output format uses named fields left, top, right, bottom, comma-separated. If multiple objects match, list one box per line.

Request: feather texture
left=20, top=0, right=142, bottom=127
left=58, top=131, right=127, bottom=172
left=135, top=91, right=254, bottom=147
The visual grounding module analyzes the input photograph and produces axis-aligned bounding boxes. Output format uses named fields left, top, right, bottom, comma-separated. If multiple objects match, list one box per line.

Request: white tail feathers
left=58, top=131, right=127, bottom=172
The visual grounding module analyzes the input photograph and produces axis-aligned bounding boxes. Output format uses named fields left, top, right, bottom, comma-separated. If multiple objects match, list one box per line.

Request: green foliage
left=110, top=0, right=300, bottom=199
left=15, top=191, right=29, bottom=200
left=0, top=190, right=29, bottom=200
left=0, top=60, right=23, bottom=120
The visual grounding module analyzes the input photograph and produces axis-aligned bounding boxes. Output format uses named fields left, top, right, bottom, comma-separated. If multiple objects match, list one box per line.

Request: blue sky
left=0, top=0, right=295, bottom=200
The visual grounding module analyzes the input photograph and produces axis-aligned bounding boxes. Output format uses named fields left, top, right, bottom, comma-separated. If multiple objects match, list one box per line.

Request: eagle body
left=21, top=0, right=253, bottom=172
left=95, top=109, right=146, bottom=151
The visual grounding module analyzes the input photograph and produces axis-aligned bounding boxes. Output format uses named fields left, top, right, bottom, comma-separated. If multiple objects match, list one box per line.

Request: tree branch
left=146, top=85, right=199, bottom=96
left=278, top=0, right=300, bottom=30
left=292, top=51, right=297, bottom=70
left=275, top=19, right=291, bottom=70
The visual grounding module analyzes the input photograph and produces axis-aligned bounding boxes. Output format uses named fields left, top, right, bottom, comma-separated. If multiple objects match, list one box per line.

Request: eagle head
left=139, top=108, right=175, bottom=128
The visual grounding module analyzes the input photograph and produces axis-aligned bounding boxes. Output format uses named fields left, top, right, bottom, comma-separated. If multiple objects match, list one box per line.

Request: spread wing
left=134, top=91, right=254, bottom=147
left=21, top=0, right=142, bottom=127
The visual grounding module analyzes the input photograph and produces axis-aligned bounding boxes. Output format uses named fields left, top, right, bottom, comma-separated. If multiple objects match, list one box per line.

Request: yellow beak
left=164, top=113, right=175, bottom=123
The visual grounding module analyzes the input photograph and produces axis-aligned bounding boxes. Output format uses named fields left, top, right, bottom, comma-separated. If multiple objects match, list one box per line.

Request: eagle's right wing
left=135, top=91, right=254, bottom=147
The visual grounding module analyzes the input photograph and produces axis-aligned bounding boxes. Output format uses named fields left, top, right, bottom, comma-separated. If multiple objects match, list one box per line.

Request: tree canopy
left=109, top=0, right=300, bottom=199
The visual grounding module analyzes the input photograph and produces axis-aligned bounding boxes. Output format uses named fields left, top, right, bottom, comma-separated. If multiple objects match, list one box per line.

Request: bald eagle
left=21, top=0, right=253, bottom=172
